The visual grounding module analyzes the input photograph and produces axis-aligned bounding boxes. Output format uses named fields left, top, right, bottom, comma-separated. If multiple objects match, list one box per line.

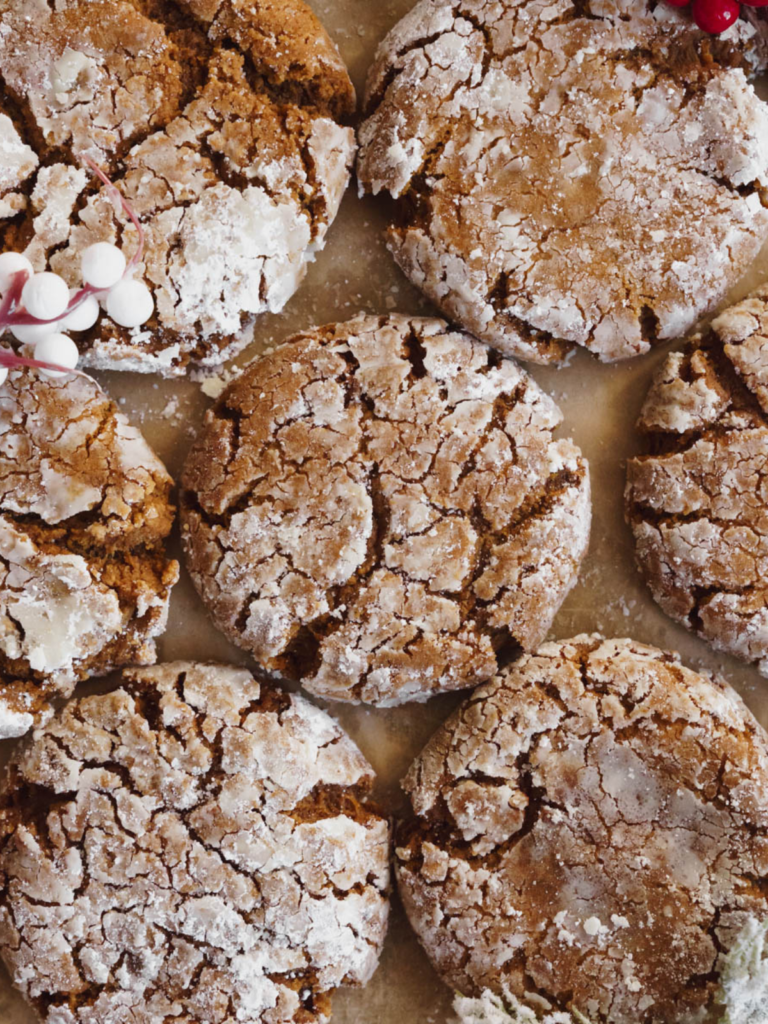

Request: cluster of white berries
left=0, top=239, right=154, bottom=385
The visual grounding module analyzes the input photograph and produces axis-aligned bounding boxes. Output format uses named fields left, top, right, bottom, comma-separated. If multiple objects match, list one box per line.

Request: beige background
left=2, top=2, right=768, bottom=1021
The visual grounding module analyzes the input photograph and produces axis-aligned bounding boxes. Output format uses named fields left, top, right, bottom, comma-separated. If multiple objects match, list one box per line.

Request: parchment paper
left=2, top=3, right=768, bottom=1022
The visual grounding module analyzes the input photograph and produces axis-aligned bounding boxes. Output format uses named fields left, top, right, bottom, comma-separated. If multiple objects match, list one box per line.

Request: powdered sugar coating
left=0, top=368, right=178, bottom=738
left=626, top=284, right=768, bottom=674
left=180, top=314, right=590, bottom=706
left=0, top=0, right=356, bottom=376
left=719, top=916, right=768, bottom=1024
left=454, top=988, right=587, bottom=1024
left=357, top=0, right=768, bottom=364
left=397, top=635, right=768, bottom=1022
left=0, top=114, right=38, bottom=221
left=0, top=520, right=123, bottom=677
left=0, top=662, right=391, bottom=1024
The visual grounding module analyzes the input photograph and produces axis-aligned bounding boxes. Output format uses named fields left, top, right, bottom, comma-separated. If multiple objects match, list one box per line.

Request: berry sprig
left=0, top=157, right=154, bottom=385
left=666, top=0, right=767, bottom=34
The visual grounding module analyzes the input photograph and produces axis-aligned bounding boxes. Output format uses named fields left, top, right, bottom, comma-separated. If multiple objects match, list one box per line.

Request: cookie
left=180, top=314, right=590, bottom=706
left=0, top=369, right=178, bottom=739
left=396, top=635, right=768, bottom=1023
left=0, top=661, right=391, bottom=1024
left=625, top=284, right=768, bottom=673
left=0, top=0, right=355, bottom=375
left=356, top=0, right=768, bottom=364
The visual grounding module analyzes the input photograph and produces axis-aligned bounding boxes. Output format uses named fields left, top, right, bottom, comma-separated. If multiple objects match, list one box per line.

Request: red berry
left=742, top=0, right=768, bottom=7
left=691, top=0, right=741, bottom=31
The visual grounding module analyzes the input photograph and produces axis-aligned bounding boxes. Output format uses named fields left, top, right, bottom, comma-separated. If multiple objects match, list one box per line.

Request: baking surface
left=2, top=2, right=768, bottom=1021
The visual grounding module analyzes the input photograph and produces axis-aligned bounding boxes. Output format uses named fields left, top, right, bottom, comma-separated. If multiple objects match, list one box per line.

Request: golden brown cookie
left=0, top=0, right=355, bottom=375
left=397, top=635, right=768, bottom=1023
left=0, top=662, right=391, bottom=1024
left=0, top=369, right=178, bottom=738
left=357, top=0, right=768, bottom=364
left=180, top=314, right=591, bottom=705
left=626, top=284, right=768, bottom=673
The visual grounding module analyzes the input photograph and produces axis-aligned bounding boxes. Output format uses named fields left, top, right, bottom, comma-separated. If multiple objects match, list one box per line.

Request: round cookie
left=0, top=368, right=178, bottom=739
left=396, top=635, right=768, bottom=1023
left=356, top=0, right=768, bottom=364
left=0, top=0, right=355, bottom=375
left=0, top=661, right=391, bottom=1024
left=180, top=314, right=591, bottom=706
left=626, top=284, right=768, bottom=674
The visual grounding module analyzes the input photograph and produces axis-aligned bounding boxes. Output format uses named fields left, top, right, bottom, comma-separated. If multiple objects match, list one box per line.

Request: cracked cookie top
left=356, top=0, right=768, bottom=364
left=0, top=0, right=356, bottom=375
left=0, top=368, right=178, bottom=740
left=180, top=314, right=591, bottom=706
left=0, top=662, right=391, bottom=1024
left=626, top=283, right=768, bottom=675
left=396, top=634, right=768, bottom=1023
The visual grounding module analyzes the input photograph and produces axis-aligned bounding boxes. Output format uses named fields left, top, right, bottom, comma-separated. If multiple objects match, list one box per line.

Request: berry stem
left=81, top=155, right=145, bottom=271
left=0, top=271, right=28, bottom=325
left=0, top=347, right=87, bottom=378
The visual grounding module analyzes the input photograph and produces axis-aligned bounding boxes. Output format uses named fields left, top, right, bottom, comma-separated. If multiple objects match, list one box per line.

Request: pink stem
left=81, top=155, right=145, bottom=271
left=0, top=349, right=84, bottom=378
left=0, top=271, right=28, bottom=325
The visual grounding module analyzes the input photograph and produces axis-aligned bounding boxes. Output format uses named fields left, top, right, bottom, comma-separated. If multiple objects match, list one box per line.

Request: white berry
left=10, top=323, right=57, bottom=345
left=106, top=279, right=154, bottom=328
left=34, top=333, right=80, bottom=378
left=21, top=272, right=70, bottom=321
left=0, top=253, right=33, bottom=293
left=0, top=367, right=8, bottom=388
left=80, top=242, right=126, bottom=290
left=62, top=292, right=100, bottom=332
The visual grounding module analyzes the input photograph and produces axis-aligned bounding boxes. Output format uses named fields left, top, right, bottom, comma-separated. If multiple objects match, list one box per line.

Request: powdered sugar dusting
left=453, top=988, right=589, bottom=1024
left=0, top=0, right=356, bottom=374
left=0, top=519, right=122, bottom=678
left=0, top=113, right=37, bottom=221
left=398, top=635, right=768, bottom=1022
left=181, top=314, right=590, bottom=705
left=627, top=284, right=768, bottom=673
left=357, top=0, right=768, bottom=364
left=0, top=368, right=178, bottom=737
left=719, top=916, right=768, bottom=1023
left=0, top=662, right=391, bottom=1022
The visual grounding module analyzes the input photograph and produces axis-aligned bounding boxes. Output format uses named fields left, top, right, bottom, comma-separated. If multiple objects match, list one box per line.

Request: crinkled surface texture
left=0, top=0, right=356, bottom=375
left=0, top=368, right=178, bottom=739
left=626, top=284, right=768, bottom=675
left=0, top=662, right=391, bottom=1024
left=453, top=987, right=587, bottom=1023
left=396, top=635, right=768, bottom=1023
left=357, top=0, right=768, bottom=364
left=180, top=314, right=590, bottom=706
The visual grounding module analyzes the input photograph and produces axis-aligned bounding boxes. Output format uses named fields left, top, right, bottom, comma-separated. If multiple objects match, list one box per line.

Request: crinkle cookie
left=0, top=662, right=391, bottom=1024
left=0, top=369, right=178, bottom=739
left=357, top=0, right=768, bottom=364
left=180, top=314, right=590, bottom=706
left=396, top=635, right=768, bottom=1023
left=0, top=0, right=355, bottom=375
left=626, top=284, right=768, bottom=674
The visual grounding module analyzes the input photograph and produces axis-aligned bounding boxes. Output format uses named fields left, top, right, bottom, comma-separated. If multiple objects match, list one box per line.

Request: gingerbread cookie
left=626, top=284, right=768, bottom=673
left=397, top=635, right=768, bottom=1023
left=180, top=314, right=590, bottom=705
left=357, top=0, right=768, bottom=364
left=0, top=662, right=391, bottom=1023
left=0, top=0, right=355, bottom=375
left=0, top=369, right=178, bottom=738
